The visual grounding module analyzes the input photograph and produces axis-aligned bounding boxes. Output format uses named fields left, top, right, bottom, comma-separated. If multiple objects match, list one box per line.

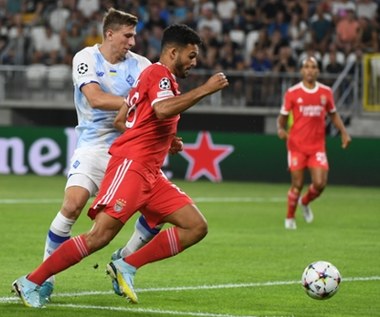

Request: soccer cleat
left=12, top=276, right=44, bottom=308
left=111, top=248, right=123, bottom=261
left=106, top=259, right=138, bottom=303
left=298, top=198, right=314, bottom=223
left=285, top=218, right=297, bottom=230
left=39, top=281, right=54, bottom=303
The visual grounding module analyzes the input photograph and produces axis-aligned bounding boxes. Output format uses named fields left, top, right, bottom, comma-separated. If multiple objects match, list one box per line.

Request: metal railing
left=0, top=63, right=360, bottom=115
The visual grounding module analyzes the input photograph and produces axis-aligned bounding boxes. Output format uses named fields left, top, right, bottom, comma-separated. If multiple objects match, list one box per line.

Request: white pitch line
left=1, top=276, right=379, bottom=303
left=0, top=197, right=285, bottom=204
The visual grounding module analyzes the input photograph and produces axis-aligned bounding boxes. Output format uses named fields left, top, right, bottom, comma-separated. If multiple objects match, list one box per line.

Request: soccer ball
left=302, top=261, right=341, bottom=300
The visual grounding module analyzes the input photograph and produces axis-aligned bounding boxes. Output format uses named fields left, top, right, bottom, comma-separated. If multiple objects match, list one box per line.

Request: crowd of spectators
left=0, top=0, right=379, bottom=76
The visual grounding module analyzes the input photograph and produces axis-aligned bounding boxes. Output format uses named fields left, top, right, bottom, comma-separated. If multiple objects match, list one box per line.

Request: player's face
left=173, top=44, right=199, bottom=78
left=301, top=60, right=319, bottom=84
left=108, top=25, right=136, bottom=61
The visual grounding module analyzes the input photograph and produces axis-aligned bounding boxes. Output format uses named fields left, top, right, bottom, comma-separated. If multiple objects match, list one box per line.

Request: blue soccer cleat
left=39, top=281, right=54, bottom=303
left=12, top=276, right=45, bottom=308
left=106, top=259, right=138, bottom=303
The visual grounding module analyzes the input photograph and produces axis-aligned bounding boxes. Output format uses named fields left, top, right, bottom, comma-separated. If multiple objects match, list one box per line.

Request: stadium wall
left=0, top=127, right=379, bottom=186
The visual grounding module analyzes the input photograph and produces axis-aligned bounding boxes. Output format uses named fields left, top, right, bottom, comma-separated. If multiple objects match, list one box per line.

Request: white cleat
left=285, top=218, right=297, bottom=230
left=298, top=198, right=314, bottom=223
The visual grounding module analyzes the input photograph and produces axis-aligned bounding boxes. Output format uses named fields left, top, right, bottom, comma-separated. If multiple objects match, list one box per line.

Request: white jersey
left=72, top=44, right=151, bottom=149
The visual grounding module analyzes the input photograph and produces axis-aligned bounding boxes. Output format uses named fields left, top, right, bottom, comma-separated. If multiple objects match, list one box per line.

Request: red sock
left=125, top=227, right=183, bottom=269
left=28, top=235, right=89, bottom=285
left=301, top=184, right=321, bottom=205
left=287, top=189, right=300, bottom=219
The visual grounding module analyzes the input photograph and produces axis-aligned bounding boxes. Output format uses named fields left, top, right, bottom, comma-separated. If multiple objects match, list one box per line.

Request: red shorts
left=287, top=150, right=329, bottom=171
left=88, top=156, right=193, bottom=228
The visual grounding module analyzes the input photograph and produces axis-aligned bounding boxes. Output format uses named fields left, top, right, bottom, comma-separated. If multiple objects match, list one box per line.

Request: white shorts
left=66, top=147, right=110, bottom=196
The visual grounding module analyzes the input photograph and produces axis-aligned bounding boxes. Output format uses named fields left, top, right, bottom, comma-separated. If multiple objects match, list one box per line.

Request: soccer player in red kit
left=277, top=56, right=351, bottom=230
left=12, top=24, right=229, bottom=308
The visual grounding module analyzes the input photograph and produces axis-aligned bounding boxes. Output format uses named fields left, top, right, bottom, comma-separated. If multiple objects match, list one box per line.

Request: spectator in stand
left=356, top=0, right=378, bottom=21
left=247, top=46, right=273, bottom=106
left=83, top=24, right=102, bottom=47
left=325, top=50, right=344, bottom=74
left=267, top=10, right=289, bottom=41
left=197, top=25, right=220, bottom=70
left=144, top=2, right=168, bottom=31
left=61, top=23, right=85, bottom=64
left=197, top=2, right=223, bottom=40
left=48, top=0, right=70, bottom=33
left=6, top=13, right=30, bottom=65
left=285, top=0, right=309, bottom=21
left=215, top=35, right=245, bottom=106
left=267, top=29, right=289, bottom=65
left=331, top=0, right=356, bottom=23
left=216, top=0, right=237, bottom=33
left=322, top=42, right=346, bottom=72
left=288, top=11, right=308, bottom=55
left=31, top=23, right=62, bottom=65
left=357, top=16, right=379, bottom=53
left=259, top=0, right=287, bottom=25
left=273, top=45, right=297, bottom=74
left=77, top=0, right=100, bottom=21
left=170, top=0, right=189, bottom=24
left=309, top=3, right=333, bottom=53
left=335, top=8, right=361, bottom=55
left=236, top=8, right=264, bottom=34
left=145, top=24, right=164, bottom=62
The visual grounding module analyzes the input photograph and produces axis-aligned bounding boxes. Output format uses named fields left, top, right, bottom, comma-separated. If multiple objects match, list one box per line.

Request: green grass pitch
left=0, top=175, right=379, bottom=317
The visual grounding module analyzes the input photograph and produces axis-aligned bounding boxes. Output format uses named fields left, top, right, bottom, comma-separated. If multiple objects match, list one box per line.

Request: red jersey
left=280, top=81, right=336, bottom=154
left=109, top=63, right=180, bottom=174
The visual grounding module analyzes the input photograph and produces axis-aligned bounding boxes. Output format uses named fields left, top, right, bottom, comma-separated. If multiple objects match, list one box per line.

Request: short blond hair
left=102, top=8, right=138, bottom=37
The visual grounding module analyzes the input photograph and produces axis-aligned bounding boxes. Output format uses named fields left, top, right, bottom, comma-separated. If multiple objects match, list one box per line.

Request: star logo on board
left=180, top=131, right=234, bottom=182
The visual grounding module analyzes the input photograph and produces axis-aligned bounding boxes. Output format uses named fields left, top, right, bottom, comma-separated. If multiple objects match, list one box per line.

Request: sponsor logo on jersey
left=320, top=95, right=327, bottom=105
left=299, top=105, right=323, bottom=117
left=114, top=199, right=126, bottom=212
left=96, top=71, right=104, bottom=77
left=126, top=74, right=135, bottom=86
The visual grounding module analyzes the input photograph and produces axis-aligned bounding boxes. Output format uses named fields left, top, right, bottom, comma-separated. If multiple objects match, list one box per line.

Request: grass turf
left=0, top=175, right=379, bottom=317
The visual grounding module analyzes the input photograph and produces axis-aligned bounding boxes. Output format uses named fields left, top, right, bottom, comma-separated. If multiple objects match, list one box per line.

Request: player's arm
left=81, top=83, right=126, bottom=111
left=113, top=104, right=129, bottom=132
left=276, top=113, right=289, bottom=140
left=329, top=112, right=352, bottom=149
left=153, top=72, right=228, bottom=119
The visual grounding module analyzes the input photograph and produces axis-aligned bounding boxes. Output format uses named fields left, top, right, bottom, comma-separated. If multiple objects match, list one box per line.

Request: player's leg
left=108, top=203, right=207, bottom=303
left=299, top=152, right=329, bottom=223
left=13, top=210, right=124, bottom=308
left=40, top=175, right=95, bottom=300
left=285, top=169, right=304, bottom=229
left=111, top=215, right=163, bottom=260
left=299, top=167, right=327, bottom=222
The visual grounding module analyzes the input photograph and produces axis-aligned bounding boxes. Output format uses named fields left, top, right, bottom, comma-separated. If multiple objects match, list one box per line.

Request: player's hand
left=169, top=136, right=183, bottom=155
left=204, top=72, right=229, bottom=94
left=277, top=128, right=288, bottom=140
left=341, top=132, right=351, bottom=149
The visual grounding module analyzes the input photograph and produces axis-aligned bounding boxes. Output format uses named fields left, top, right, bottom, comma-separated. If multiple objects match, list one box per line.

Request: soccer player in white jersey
left=38, top=8, right=169, bottom=301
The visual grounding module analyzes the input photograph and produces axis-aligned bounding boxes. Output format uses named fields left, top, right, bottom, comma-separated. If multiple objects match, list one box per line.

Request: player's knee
left=85, top=231, right=110, bottom=252
left=193, top=218, right=208, bottom=242
left=61, top=202, right=83, bottom=220
left=313, top=181, right=326, bottom=193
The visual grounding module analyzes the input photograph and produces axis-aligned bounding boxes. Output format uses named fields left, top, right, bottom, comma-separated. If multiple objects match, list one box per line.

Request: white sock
left=43, top=211, right=75, bottom=284
left=119, top=215, right=163, bottom=257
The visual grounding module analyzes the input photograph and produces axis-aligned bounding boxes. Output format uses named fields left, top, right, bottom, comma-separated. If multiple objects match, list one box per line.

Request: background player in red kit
left=277, top=56, right=351, bottom=230
left=12, top=24, right=229, bottom=308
